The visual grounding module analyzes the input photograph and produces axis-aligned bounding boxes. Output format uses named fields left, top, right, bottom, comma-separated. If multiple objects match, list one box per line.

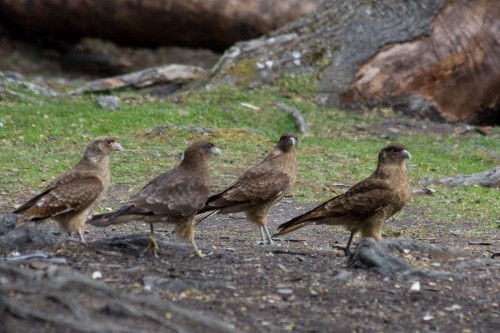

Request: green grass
left=1, top=74, right=499, bottom=239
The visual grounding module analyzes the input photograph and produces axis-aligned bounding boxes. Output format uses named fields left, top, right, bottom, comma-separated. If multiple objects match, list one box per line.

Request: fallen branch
left=0, top=251, right=67, bottom=264
left=67, top=64, right=206, bottom=95
left=476, top=145, right=500, bottom=161
left=439, top=166, right=500, bottom=188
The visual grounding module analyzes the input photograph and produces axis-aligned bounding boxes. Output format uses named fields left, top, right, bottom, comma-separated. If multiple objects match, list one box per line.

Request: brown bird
left=88, top=141, right=221, bottom=257
left=13, top=136, right=123, bottom=243
left=274, top=143, right=411, bottom=255
left=196, top=133, right=298, bottom=245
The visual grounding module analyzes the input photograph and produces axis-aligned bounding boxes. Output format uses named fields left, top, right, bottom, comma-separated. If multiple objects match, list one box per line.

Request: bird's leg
left=62, top=231, right=83, bottom=244
left=263, top=226, right=275, bottom=246
left=255, top=225, right=267, bottom=245
left=332, top=230, right=355, bottom=257
left=191, top=239, right=205, bottom=258
left=76, top=230, right=86, bottom=244
left=255, top=225, right=276, bottom=246
left=144, top=223, right=159, bottom=258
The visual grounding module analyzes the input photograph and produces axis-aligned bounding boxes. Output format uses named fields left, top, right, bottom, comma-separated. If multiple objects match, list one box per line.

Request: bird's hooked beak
left=212, top=147, right=222, bottom=156
left=289, top=137, right=297, bottom=146
left=402, top=149, right=411, bottom=160
left=112, top=142, right=124, bottom=151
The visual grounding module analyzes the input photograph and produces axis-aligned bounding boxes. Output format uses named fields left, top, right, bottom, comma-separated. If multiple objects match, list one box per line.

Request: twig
left=275, top=102, right=308, bottom=135
left=0, top=251, right=67, bottom=264
left=476, top=145, right=500, bottom=161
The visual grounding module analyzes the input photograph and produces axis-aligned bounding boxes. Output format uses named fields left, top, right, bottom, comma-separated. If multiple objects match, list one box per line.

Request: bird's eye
left=391, top=147, right=400, bottom=153
left=106, top=140, right=113, bottom=144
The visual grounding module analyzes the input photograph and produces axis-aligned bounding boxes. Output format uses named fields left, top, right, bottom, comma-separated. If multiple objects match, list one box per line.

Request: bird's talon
left=332, top=245, right=352, bottom=257
left=254, top=240, right=280, bottom=246
left=194, top=251, right=206, bottom=258
left=144, top=236, right=160, bottom=258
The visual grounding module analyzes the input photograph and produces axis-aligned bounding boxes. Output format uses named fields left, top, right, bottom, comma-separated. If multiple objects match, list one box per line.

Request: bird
left=88, top=141, right=221, bottom=257
left=274, top=143, right=411, bottom=256
left=196, top=133, right=298, bottom=245
left=13, top=136, right=123, bottom=243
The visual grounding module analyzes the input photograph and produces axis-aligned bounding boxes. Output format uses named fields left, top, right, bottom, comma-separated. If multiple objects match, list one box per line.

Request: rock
left=143, top=275, right=192, bottom=294
left=96, top=95, right=120, bottom=110
left=347, top=238, right=412, bottom=275
left=277, top=288, right=293, bottom=295
left=0, top=214, right=65, bottom=253
left=0, top=214, right=17, bottom=236
left=347, top=238, right=497, bottom=282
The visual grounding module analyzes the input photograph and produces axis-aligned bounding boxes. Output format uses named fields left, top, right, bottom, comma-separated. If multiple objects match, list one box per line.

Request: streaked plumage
left=274, top=143, right=411, bottom=255
left=88, top=141, right=220, bottom=257
left=13, top=136, right=123, bottom=242
left=197, top=133, right=298, bottom=245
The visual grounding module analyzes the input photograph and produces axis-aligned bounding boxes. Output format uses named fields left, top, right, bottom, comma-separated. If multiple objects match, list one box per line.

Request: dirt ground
left=1, top=33, right=499, bottom=333
left=1, top=194, right=499, bottom=333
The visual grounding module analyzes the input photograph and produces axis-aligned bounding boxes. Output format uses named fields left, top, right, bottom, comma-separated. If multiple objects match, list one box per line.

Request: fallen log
left=67, top=64, right=206, bottom=95
left=0, top=263, right=240, bottom=333
left=0, top=0, right=323, bottom=51
left=439, top=166, right=500, bottom=188
left=204, top=0, right=500, bottom=125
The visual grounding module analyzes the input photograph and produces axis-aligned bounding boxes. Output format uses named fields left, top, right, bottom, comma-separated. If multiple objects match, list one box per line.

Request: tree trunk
left=204, top=0, right=500, bottom=125
left=0, top=0, right=323, bottom=51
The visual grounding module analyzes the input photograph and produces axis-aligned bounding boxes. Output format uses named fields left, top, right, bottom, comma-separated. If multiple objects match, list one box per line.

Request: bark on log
left=67, top=64, right=206, bottom=95
left=204, top=0, right=500, bottom=125
left=439, top=166, right=500, bottom=188
left=0, top=263, right=240, bottom=333
left=0, top=0, right=323, bottom=51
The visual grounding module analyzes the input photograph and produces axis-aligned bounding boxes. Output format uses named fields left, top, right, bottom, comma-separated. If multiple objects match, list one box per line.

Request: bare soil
left=1, top=195, right=499, bottom=333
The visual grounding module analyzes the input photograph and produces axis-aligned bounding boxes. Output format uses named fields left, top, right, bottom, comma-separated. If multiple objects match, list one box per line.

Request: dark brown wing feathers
left=202, top=167, right=291, bottom=212
left=276, top=143, right=410, bottom=238
left=14, top=175, right=104, bottom=220
left=130, top=169, right=209, bottom=217
left=88, top=141, right=215, bottom=227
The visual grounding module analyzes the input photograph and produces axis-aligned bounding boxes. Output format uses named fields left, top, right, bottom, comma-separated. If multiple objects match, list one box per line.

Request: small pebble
left=277, top=288, right=293, bottom=295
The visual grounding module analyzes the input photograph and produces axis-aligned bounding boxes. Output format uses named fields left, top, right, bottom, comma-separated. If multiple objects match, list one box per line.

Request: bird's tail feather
left=87, top=205, right=135, bottom=227
left=273, top=215, right=313, bottom=237
left=195, top=210, right=219, bottom=225
left=87, top=212, right=114, bottom=227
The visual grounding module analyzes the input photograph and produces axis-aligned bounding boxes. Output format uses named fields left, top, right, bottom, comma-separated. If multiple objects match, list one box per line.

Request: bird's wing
left=337, top=178, right=393, bottom=217
left=276, top=178, right=393, bottom=235
left=206, top=166, right=292, bottom=209
left=129, top=168, right=209, bottom=217
left=14, top=172, right=104, bottom=219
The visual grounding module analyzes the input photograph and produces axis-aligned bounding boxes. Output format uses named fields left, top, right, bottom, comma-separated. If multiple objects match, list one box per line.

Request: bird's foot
left=65, top=238, right=83, bottom=245
left=144, top=235, right=160, bottom=258
left=254, top=239, right=281, bottom=247
left=64, top=234, right=86, bottom=245
left=191, top=242, right=205, bottom=258
left=193, top=249, right=206, bottom=258
left=256, top=226, right=281, bottom=246
left=76, top=231, right=86, bottom=245
left=332, top=244, right=352, bottom=257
